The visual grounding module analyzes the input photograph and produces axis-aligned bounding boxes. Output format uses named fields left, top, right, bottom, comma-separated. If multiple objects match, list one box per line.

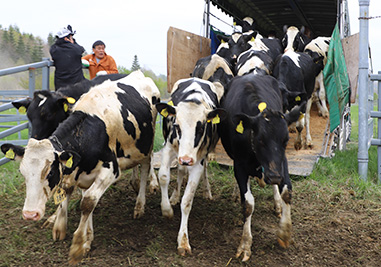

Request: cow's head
left=282, top=26, right=310, bottom=52
left=12, top=91, right=72, bottom=140
left=232, top=105, right=302, bottom=184
left=1, top=139, right=80, bottom=221
left=156, top=101, right=226, bottom=166
left=217, top=32, right=256, bottom=69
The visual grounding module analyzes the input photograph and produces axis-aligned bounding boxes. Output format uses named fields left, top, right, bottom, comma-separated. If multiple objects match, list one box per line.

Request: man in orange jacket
left=82, top=40, right=118, bottom=79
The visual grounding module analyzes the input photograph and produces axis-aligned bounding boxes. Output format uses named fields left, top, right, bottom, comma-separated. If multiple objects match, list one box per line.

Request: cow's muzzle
left=22, top=210, right=41, bottom=221
left=179, top=156, right=194, bottom=166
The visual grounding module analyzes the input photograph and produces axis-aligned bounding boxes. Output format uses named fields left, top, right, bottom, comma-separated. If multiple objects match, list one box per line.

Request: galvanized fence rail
left=0, top=58, right=52, bottom=165
left=370, top=72, right=381, bottom=183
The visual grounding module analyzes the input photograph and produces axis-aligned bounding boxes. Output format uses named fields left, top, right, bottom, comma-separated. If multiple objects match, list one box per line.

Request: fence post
left=28, top=68, right=36, bottom=98
left=41, top=58, right=50, bottom=90
left=358, top=0, right=370, bottom=180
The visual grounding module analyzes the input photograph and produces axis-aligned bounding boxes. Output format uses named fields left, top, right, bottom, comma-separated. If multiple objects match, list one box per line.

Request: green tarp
left=323, top=23, right=351, bottom=132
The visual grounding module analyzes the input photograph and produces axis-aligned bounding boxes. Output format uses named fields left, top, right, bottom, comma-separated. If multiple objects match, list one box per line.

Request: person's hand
left=81, top=59, right=90, bottom=68
left=96, top=70, right=107, bottom=76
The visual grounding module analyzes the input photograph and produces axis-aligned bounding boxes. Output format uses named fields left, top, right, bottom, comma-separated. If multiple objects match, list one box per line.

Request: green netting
left=323, top=23, right=351, bottom=132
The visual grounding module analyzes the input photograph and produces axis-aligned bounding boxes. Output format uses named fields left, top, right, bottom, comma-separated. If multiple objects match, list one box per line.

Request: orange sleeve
left=106, top=55, right=118, bottom=74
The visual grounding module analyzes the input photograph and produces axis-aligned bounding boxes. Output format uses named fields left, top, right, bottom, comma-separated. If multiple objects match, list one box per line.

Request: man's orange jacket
left=82, top=53, right=118, bottom=79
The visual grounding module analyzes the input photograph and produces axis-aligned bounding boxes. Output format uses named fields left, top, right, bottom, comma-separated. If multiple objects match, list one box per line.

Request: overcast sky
left=0, top=0, right=380, bottom=75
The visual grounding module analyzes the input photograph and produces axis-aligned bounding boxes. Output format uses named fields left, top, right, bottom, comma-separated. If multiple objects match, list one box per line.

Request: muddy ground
left=1, top=164, right=380, bottom=267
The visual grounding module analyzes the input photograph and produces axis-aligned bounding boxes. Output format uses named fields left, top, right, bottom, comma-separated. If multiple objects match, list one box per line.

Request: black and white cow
left=303, top=36, right=331, bottom=147
left=282, top=26, right=311, bottom=53
left=1, top=70, right=160, bottom=265
left=272, top=50, right=320, bottom=149
left=155, top=77, right=226, bottom=256
left=236, top=35, right=283, bottom=76
left=219, top=74, right=303, bottom=262
left=193, top=31, right=255, bottom=78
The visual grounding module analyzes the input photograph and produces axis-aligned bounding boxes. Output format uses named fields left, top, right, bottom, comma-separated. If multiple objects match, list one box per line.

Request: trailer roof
left=211, top=0, right=338, bottom=38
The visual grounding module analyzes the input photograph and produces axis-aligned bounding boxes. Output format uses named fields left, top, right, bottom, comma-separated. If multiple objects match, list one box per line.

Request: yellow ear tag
left=251, top=37, right=255, bottom=42
left=295, top=96, right=301, bottom=102
left=66, top=156, right=73, bottom=168
left=236, top=121, right=244, bottom=134
left=18, top=106, right=27, bottom=114
left=5, top=149, right=15, bottom=159
left=53, top=188, right=67, bottom=205
left=67, top=97, right=76, bottom=104
left=221, top=39, right=225, bottom=44
left=258, top=102, right=267, bottom=113
left=167, top=100, right=174, bottom=106
left=208, top=114, right=220, bottom=124
left=63, top=103, right=68, bottom=112
left=233, top=22, right=237, bottom=26
left=299, top=113, right=305, bottom=120
left=160, top=108, right=169, bottom=118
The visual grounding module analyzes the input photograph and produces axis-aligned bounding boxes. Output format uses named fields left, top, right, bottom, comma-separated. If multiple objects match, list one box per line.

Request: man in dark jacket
left=50, top=25, right=86, bottom=90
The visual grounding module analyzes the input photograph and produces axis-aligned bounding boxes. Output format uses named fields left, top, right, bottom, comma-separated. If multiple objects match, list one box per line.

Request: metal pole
left=206, top=0, right=210, bottom=38
left=41, top=58, right=50, bottom=90
left=377, top=71, right=381, bottom=183
left=358, top=0, right=370, bottom=180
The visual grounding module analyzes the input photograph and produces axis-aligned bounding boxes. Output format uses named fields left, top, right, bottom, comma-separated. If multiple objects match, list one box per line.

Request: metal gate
left=0, top=58, right=52, bottom=165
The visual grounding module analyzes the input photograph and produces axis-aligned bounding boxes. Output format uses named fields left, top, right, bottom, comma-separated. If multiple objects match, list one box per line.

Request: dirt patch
left=1, top=168, right=380, bottom=266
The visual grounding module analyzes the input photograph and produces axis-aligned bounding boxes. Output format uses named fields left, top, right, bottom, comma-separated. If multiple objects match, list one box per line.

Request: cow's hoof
left=170, top=191, right=180, bottom=205
left=68, top=247, right=84, bottom=266
left=162, top=208, right=174, bottom=219
left=236, top=249, right=251, bottom=262
left=294, top=142, right=302, bottom=150
left=149, top=182, right=159, bottom=194
left=277, top=237, right=293, bottom=248
left=178, top=246, right=192, bottom=256
left=203, top=191, right=213, bottom=200
left=276, top=227, right=293, bottom=249
left=133, top=208, right=145, bottom=219
left=52, top=226, right=66, bottom=241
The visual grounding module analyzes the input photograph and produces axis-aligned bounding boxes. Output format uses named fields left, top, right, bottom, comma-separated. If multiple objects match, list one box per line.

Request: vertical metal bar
left=41, top=58, right=50, bottom=90
left=28, top=68, right=36, bottom=98
left=206, top=0, right=210, bottom=38
left=358, top=0, right=370, bottom=180
left=377, top=71, right=381, bottom=184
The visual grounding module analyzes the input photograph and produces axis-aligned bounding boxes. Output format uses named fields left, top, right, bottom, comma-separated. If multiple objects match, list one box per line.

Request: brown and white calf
left=156, top=77, right=226, bottom=256
left=1, top=70, right=160, bottom=265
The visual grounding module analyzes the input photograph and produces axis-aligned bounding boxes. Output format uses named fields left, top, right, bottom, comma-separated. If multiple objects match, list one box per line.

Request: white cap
left=56, top=25, right=76, bottom=38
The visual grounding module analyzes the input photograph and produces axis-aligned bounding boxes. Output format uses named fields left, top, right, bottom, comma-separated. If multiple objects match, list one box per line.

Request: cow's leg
left=69, top=167, right=118, bottom=265
left=273, top=185, right=282, bottom=217
left=234, top=163, right=254, bottom=262
left=202, top=161, right=213, bottom=200
left=170, top=165, right=186, bottom=205
left=130, top=166, right=140, bottom=193
left=159, top=144, right=176, bottom=218
left=316, top=73, right=329, bottom=118
left=133, top=159, right=149, bottom=219
left=276, top=159, right=293, bottom=248
left=305, top=98, right=313, bottom=149
left=148, top=157, right=159, bottom=193
left=276, top=184, right=293, bottom=248
left=51, top=185, right=75, bottom=241
left=294, top=115, right=305, bottom=150
left=177, top=162, right=204, bottom=256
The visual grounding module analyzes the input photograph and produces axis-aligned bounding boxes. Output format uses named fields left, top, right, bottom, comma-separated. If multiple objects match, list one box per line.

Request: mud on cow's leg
left=294, top=115, right=305, bottom=150
left=201, top=162, right=213, bottom=200
left=276, top=185, right=293, bottom=248
left=305, top=98, right=313, bottom=149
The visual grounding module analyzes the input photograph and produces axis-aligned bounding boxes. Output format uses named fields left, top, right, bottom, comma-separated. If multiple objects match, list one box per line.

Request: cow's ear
left=56, top=98, right=70, bottom=113
left=1, top=143, right=25, bottom=161
left=12, top=98, right=32, bottom=113
left=59, top=151, right=81, bottom=171
left=156, top=103, right=176, bottom=118
left=207, top=108, right=227, bottom=124
left=233, top=113, right=255, bottom=134
left=217, top=34, right=229, bottom=43
left=284, top=101, right=307, bottom=125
